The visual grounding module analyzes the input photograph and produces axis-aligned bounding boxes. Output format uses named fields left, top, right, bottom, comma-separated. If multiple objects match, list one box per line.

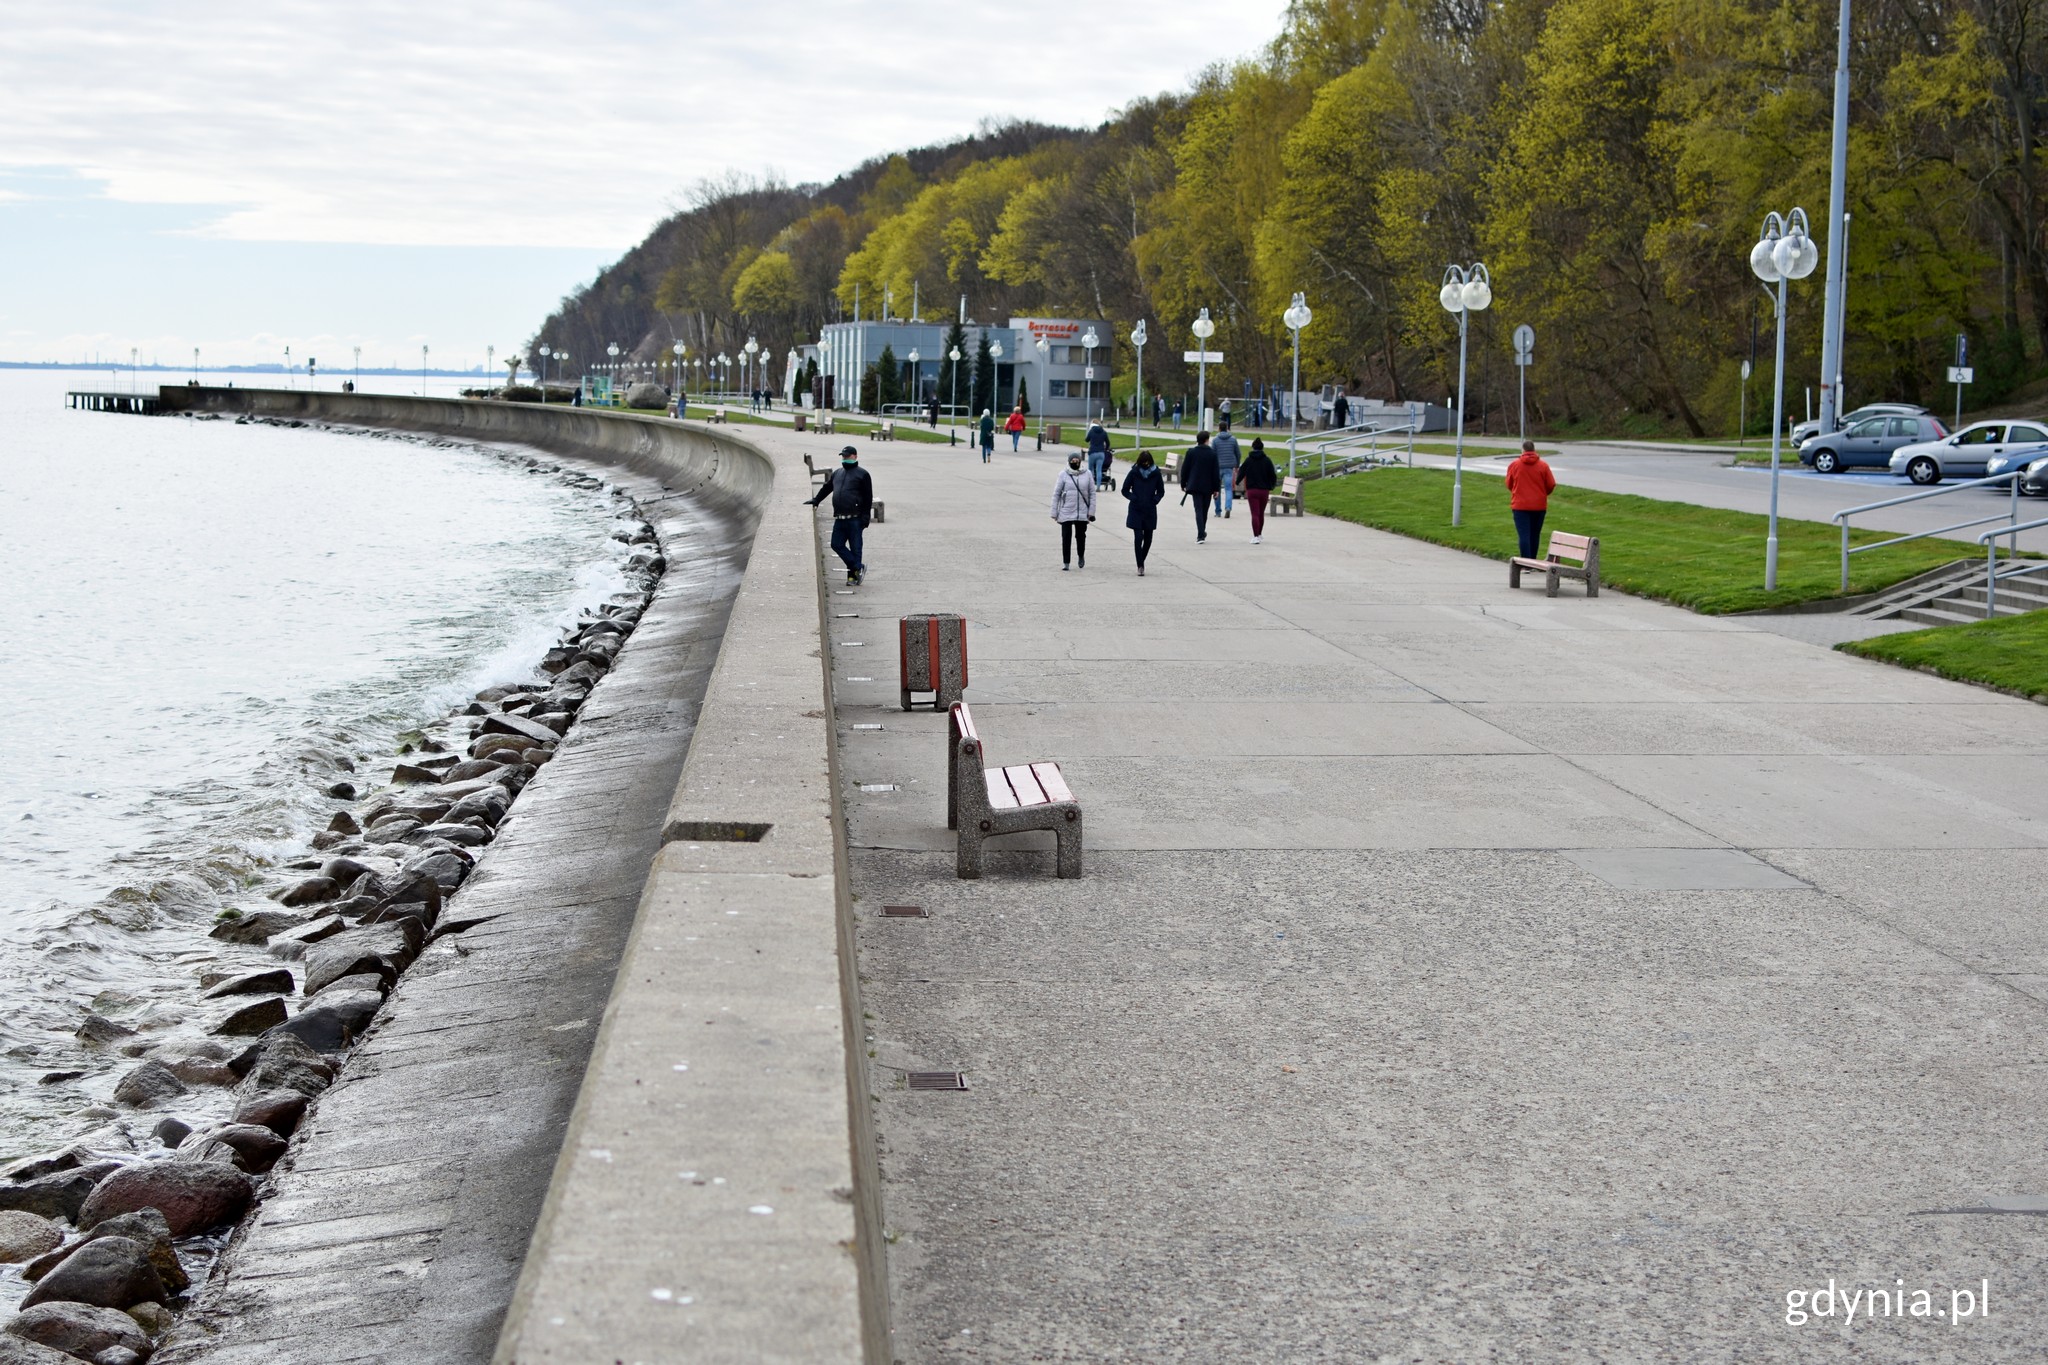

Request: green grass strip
left=1301, top=466, right=1970, bottom=614
left=1839, top=611, right=2048, bottom=699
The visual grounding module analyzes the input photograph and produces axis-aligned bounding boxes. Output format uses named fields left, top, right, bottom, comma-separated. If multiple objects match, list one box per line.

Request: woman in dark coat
left=1121, top=451, right=1166, bottom=575
left=1236, top=437, right=1279, bottom=543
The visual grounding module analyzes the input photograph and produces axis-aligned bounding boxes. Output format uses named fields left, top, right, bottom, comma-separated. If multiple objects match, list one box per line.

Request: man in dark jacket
left=808, top=445, right=874, bottom=584
left=1179, top=431, right=1222, bottom=543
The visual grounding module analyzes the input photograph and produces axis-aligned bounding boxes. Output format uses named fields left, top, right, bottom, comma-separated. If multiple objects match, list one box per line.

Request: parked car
left=2020, top=455, right=2048, bottom=497
left=1797, top=413, right=1947, bottom=473
left=1985, top=440, right=2048, bottom=478
left=1789, top=402, right=1931, bottom=447
left=1889, top=420, right=2048, bottom=485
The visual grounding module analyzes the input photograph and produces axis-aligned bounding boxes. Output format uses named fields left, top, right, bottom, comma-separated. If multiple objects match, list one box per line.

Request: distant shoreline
left=6, top=361, right=492, bottom=377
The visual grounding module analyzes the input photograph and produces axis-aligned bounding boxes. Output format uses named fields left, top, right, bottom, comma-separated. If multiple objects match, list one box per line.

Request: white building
left=811, top=316, right=1112, bottom=419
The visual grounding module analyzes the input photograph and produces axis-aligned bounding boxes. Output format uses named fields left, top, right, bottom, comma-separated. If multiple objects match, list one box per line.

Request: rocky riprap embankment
left=0, top=459, right=669, bottom=1363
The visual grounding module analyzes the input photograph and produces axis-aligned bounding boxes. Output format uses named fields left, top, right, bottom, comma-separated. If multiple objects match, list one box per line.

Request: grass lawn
left=1839, top=612, right=2048, bottom=699
left=1302, top=466, right=1969, bottom=614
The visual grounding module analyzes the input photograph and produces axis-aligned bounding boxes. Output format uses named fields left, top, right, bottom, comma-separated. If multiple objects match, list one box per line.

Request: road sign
left=1512, top=324, right=1534, bottom=360
left=1183, top=350, right=1224, bottom=364
left=1948, top=366, right=1975, bottom=384
left=1084, top=367, right=1095, bottom=380
left=1956, top=332, right=1969, bottom=367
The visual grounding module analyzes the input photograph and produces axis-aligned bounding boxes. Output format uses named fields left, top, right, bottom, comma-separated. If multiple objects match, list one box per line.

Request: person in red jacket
left=1005, top=405, right=1027, bottom=451
left=1504, top=440, right=1557, bottom=558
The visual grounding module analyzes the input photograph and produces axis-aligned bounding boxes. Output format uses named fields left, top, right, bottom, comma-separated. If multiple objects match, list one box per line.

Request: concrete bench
left=802, top=453, right=832, bottom=488
left=708, top=406, right=728, bottom=424
left=818, top=414, right=837, bottom=434
left=1510, top=530, right=1601, bottom=597
left=1268, top=476, right=1305, bottom=516
left=948, top=701, right=1081, bottom=880
left=1158, top=449, right=1181, bottom=480
left=878, top=420, right=896, bottom=441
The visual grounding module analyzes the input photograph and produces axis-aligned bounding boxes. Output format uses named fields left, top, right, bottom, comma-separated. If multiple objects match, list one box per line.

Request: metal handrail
left=1833, top=471, right=2022, bottom=592
left=1977, top=515, right=2048, bottom=617
left=1303, top=420, right=1425, bottom=477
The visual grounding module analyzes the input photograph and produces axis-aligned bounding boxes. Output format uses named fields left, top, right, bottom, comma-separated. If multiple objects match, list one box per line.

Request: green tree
left=874, top=344, right=901, bottom=409
left=940, top=320, right=970, bottom=413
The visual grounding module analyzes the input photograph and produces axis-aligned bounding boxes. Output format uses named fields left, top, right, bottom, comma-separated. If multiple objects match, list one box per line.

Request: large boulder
left=111, top=1064, right=185, bottom=1108
left=475, top=711, right=558, bottom=746
left=76, top=1162, right=253, bottom=1238
left=0, top=1335, right=79, bottom=1365
left=180, top=1125, right=286, bottom=1175
left=266, top=990, right=383, bottom=1054
left=208, top=910, right=303, bottom=945
left=625, top=381, right=668, bottom=409
left=20, top=1236, right=166, bottom=1310
left=212, top=998, right=289, bottom=1037
left=0, top=1210, right=62, bottom=1262
left=0, top=1166, right=118, bottom=1223
left=232, top=1090, right=308, bottom=1138
left=201, top=968, right=294, bottom=999
left=233, top=1035, right=333, bottom=1099
left=23, top=1209, right=187, bottom=1294
left=2, top=1301, right=153, bottom=1362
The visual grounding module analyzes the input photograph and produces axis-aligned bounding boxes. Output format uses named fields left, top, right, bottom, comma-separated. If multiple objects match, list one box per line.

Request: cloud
left=0, top=0, right=1284, bottom=250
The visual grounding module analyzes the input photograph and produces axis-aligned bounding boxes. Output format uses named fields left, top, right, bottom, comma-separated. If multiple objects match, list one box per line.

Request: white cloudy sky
left=0, top=0, right=1283, bottom=369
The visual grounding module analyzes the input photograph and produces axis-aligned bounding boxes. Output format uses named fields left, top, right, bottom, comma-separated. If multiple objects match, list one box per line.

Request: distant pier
left=67, top=390, right=162, bottom=414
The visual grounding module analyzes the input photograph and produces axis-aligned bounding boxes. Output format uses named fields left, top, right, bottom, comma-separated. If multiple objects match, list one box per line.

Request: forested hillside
left=530, top=0, right=2048, bottom=436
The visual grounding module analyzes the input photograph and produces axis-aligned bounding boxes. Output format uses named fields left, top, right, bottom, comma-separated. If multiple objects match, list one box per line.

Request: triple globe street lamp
left=1438, top=263, right=1492, bottom=526
left=1750, top=208, right=1821, bottom=592
left=1130, top=320, right=1148, bottom=457
left=1192, top=307, right=1215, bottom=428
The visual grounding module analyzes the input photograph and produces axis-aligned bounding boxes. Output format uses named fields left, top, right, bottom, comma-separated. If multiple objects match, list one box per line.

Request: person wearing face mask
left=1051, top=451, right=1097, bottom=570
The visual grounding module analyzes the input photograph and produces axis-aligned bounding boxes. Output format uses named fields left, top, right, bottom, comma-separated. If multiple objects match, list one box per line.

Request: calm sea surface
left=0, top=369, right=632, bottom=1153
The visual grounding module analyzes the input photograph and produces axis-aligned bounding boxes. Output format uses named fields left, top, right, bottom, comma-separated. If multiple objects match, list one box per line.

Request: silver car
left=1798, top=413, right=1947, bottom=473
left=1890, top=420, right=2048, bottom=485
left=1789, top=402, right=1930, bottom=447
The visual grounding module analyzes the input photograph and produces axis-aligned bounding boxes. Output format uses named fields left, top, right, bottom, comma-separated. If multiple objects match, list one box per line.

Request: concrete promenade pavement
left=761, top=422, right=2048, bottom=1361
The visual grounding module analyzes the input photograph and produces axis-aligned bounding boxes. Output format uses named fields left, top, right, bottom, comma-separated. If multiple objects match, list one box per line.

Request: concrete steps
left=1850, top=558, right=2048, bottom=626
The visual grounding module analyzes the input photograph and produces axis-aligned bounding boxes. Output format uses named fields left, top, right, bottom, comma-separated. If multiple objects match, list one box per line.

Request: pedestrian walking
left=1153, top=393, right=1165, bottom=425
left=1179, top=430, right=1221, bottom=543
left=1334, top=393, right=1350, bottom=429
left=1052, top=451, right=1097, bottom=570
left=1172, top=398, right=1184, bottom=429
left=807, top=445, right=874, bottom=585
left=1505, top=440, right=1557, bottom=558
left=979, top=409, right=995, bottom=463
left=1005, top=405, right=1026, bottom=451
left=1122, top=450, right=1165, bottom=575
left=1085, top=418, right=1112, bottom=489
left=1237, top=437, right=1277, bottom=543
left=1211, top=419, right=1241, bottom=520
left=926, top=395, right=940, bottom=428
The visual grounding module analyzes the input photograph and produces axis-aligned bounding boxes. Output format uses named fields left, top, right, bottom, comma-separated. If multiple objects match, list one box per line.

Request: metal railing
left=1298, top=420, right=1426, bottom=479
left=1979, top=516, right=2048, bottom=617
left=1832, top=472, right=2023, bottom=592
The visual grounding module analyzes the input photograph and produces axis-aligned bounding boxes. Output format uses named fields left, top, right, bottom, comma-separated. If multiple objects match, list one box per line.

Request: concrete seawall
left=151, top=389, right=884, bottom=1362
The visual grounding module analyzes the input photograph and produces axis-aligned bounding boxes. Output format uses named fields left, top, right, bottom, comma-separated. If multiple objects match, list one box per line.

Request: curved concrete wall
left=153, top=389, right=884, bottom=1362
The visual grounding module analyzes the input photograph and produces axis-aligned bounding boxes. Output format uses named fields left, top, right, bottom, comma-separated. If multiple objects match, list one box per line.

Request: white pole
left=1767, top=277, right=1787, bottom=591
left=1452, top=309, right=1468, bottom=527
left=1816, top=0, right=1852, bottom=436
left=1288, top=326, right=1300, bottom=478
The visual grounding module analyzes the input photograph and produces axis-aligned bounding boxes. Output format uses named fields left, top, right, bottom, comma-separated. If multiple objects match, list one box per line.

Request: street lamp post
left=1437, top=264, right=1492, bottom=525
left=786, top=347, right=797, bottom=406
left=353, top=345, right=361, bottom=391
left=1751, top=208, right=1821, bottom=592
left=948, top=346, right=962, bottom=439
left=486, top=345, right=494, bottom=393
left=1816, top=0, right=1852, bottom=438
left=1034, top=335, right=1049, bottom=437
left=606, top=343, right=619, bottom=399
left=1282, top=294, right=1312, bottom=478
left=1191, top=308, right=1215, bottom=428
left=744, top=336, right=759, bottom=410
left=538, top=345, right=550, bottom=401
left=1130, top=320, right=1148, bottom=460
left=1081, top=328, right=1100, bottom=421
left=907, top=348, right=920, bottom=415
left=989, top=339, right=1004, bottom=423
left=420, top=344, right=429, bottom=397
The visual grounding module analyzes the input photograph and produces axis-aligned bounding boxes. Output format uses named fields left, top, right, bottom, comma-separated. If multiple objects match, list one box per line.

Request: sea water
left=0, top=369, right=633, bottom=1153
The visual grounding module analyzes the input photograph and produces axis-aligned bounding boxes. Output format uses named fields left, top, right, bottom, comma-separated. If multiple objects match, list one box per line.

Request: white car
left=1888, top=420, right=2048, bottom=485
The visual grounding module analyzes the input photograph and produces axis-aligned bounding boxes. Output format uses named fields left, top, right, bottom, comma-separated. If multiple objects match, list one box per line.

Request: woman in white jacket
left=1051, top=451, right=1097, bottom=570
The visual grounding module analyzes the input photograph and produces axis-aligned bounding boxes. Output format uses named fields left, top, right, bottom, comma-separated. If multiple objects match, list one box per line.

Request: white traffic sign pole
left=1512, top=324, right=1534, bottom=443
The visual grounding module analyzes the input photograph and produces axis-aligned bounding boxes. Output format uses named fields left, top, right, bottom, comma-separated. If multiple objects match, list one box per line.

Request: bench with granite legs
left=947, top=701, right=1082, bottom=880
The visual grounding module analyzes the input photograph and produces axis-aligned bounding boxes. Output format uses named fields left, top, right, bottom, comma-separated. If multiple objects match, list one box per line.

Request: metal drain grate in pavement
left=907, top=1071, right=967, bottom=1091
left=881, top=905, right=927, bottom=918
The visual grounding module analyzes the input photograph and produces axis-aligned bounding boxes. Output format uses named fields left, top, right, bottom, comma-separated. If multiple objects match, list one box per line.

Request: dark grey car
left=1798, top=413, right=1949, bottom=473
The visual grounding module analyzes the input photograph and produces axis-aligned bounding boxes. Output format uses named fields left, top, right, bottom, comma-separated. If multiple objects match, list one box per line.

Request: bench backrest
left=950, top=701, right=981, bottom=756
left=1279, top=476, right=1302, bottom=496
left=948, top=702, right=983, bottom=826
left=1545, top=531, right=1597, bottom=564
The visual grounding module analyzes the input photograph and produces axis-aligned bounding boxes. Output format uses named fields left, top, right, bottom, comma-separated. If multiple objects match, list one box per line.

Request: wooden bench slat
left=951, top=701, right=980, bottom=745
left=1549, top=531, right=1591, bottom=553
left=985, top=769, right=1021, bottom=810
left=1031, top=762, right=1072, bottom=804
left=1004, top=764, right=1048, bottom=807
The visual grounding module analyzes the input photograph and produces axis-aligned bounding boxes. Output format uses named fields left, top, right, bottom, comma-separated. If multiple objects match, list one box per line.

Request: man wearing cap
left=808, top=445, right=875, bottom=585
